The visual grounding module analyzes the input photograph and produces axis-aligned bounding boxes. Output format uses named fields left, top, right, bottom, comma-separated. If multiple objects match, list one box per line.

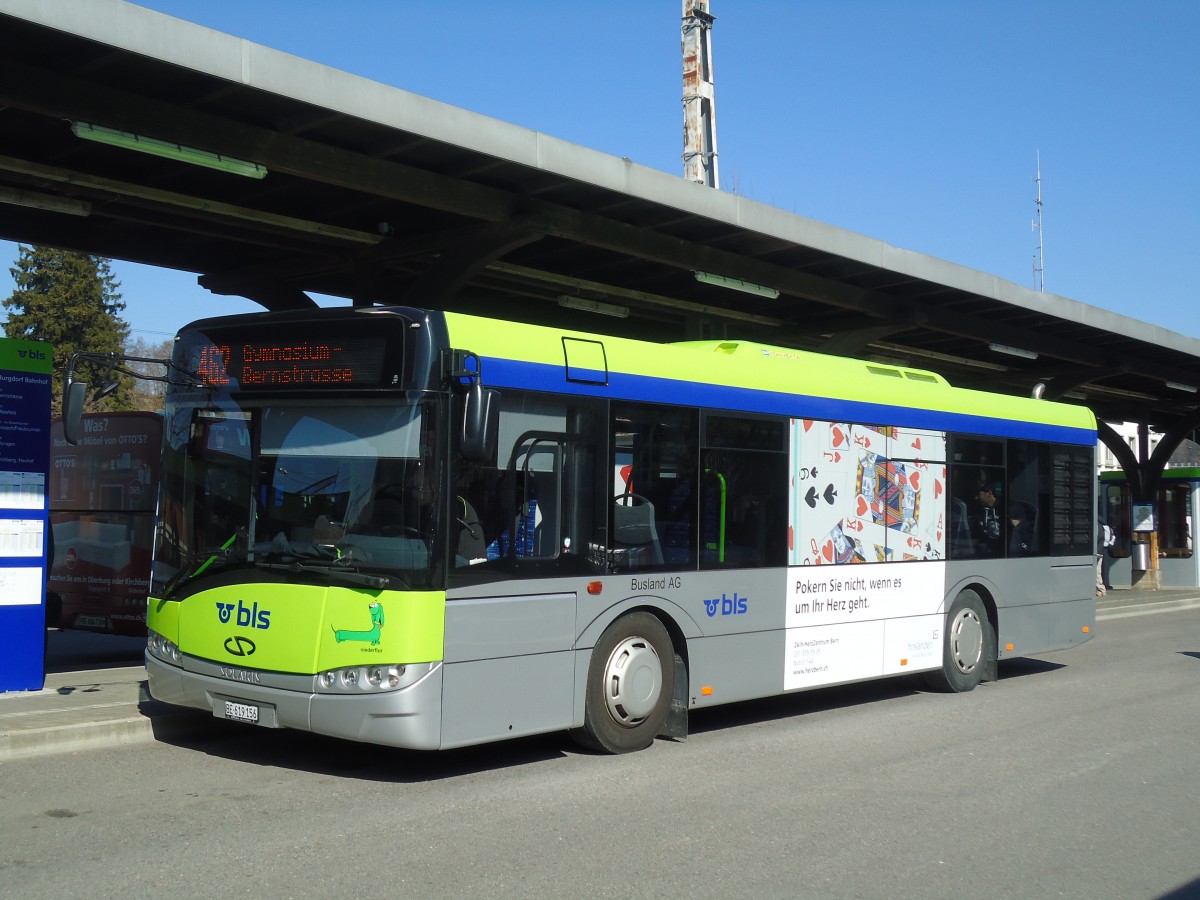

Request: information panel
left=0, top=338, right=52, bottom=691
left=183, top=325, right=391, bottom=390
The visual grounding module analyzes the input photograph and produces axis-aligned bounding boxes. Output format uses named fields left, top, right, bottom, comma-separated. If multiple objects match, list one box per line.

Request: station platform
left=0, top=630, right=210, bottom=763
left=2, top=586, right=1198, bottom=763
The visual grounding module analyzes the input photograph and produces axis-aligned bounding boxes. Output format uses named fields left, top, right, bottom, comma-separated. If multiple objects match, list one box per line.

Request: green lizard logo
left=332, top=601, right=384, bottom=645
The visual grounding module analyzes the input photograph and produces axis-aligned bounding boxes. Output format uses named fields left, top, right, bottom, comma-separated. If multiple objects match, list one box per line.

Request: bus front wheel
left=573, top=612, right=675, bottom=754
left=926, top=589, right=994, bottom=693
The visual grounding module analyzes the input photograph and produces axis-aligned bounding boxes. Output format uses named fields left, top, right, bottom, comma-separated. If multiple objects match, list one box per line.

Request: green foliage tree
left=3, top=245, right=133, bottom=417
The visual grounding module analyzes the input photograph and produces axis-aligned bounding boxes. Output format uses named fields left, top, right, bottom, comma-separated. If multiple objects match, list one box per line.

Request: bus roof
left=445, top=312, right=1096, bottom=445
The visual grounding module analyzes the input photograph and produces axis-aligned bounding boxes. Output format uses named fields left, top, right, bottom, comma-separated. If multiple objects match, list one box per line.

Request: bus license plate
left=224, top=700, right=259, bottom=724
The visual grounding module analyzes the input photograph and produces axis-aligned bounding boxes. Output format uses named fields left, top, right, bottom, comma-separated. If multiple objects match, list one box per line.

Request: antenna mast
left=682, top=0, right=718, bottom=188
left=1032, top=150, right=1045, bottom=291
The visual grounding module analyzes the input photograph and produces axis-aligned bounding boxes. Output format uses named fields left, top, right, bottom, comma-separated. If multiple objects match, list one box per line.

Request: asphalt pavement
left=2, top=585, right=1198, bottom=763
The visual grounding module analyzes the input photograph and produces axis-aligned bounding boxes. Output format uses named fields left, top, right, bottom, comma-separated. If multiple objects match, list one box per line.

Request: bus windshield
left=153, top=396, right=442, bottom=596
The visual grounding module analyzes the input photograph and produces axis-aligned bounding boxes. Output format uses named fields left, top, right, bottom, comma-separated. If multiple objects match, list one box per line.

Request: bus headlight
left=365, top=665, right=404, bottom=688
left=315, top=663, right=410, bottom=694
left=146, top=629, right=181, bottom=665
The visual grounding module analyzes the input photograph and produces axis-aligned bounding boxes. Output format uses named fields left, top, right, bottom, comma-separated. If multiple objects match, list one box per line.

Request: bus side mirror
left=93, top=378, right=121, bottom=401
left=62, top=379, right=88, bottom=445
left=461, top=383, right=499, bottom=462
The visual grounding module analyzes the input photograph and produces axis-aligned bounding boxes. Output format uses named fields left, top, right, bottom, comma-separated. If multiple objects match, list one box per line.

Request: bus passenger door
left=441, top=395, right=604, bottom=748
left=441, top=589, right=578, bottom=748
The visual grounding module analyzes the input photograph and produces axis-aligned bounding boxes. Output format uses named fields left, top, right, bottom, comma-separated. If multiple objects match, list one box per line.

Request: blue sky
left=2, top=0, right=1198, bottom=343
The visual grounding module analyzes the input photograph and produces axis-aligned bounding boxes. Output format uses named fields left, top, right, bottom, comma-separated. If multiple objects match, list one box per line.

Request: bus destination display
left=192, top=334, right=389, bottom=389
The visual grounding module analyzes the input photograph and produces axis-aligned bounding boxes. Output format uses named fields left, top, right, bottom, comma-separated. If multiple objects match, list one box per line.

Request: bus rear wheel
left=573, top=612, right=675, bottom=754
left=925, top=589, right=994, bottom=693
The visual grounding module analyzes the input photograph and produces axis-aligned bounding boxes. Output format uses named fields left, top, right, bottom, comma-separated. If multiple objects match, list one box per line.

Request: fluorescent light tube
left=72, top=122, right=267, bottom=179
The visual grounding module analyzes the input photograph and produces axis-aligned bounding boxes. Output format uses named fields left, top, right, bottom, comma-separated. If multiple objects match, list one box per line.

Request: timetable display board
left=0, top=338, right=52, bottom=691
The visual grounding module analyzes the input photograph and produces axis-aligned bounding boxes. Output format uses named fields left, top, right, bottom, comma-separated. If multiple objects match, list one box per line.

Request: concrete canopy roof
left=2, top=0, right=1199, bottom=431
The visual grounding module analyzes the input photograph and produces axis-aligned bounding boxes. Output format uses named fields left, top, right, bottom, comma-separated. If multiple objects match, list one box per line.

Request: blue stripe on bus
left=481, top=356, right=1096, bottom=446
left=564, top=366, right=608, bottom=385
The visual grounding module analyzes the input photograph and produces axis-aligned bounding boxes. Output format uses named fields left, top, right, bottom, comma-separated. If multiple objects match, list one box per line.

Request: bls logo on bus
left=216, top=600, right=271, bottom=630
left=703, top=592, right=748, bottom=617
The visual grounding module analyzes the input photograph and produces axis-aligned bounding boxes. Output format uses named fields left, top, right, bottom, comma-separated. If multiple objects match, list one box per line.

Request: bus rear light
left=587, top=581, right=603, bottom=595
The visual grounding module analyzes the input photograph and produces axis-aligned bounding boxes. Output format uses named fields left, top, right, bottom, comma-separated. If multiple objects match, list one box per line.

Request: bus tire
left=573, top=612, right=675, bottom=754
left=925, top=589, right=994, bottom=693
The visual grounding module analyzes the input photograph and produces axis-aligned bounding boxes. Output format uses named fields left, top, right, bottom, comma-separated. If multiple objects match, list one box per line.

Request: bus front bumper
left=145, top=652, right=445, bottom=750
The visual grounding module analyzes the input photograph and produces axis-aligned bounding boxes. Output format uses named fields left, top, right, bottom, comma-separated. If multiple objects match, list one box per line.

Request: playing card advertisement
left=784, top=419, right=948, bottom=689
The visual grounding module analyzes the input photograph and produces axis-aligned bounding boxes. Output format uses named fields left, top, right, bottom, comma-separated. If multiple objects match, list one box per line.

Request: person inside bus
left=451, top=460, right=487, bottom=565
left=364, top=481, right=408, bottom=532
left=972, top=477, right=1004, bottom=557
left=450, top=458, right=511, bottom=566
left=454, top=494, right=486, bottom=564
left=361, top=461, right=435, bottom=538
left=1008, top=500, right=1036, bottom=556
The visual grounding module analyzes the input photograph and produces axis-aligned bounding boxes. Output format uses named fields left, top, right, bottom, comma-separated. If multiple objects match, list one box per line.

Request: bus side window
left=609, top=404, right=698, bottom=572
left=455, top=391, right=602, bottom=575
left=515, top=439, right=561, bottom=559
left=1006, top=441, right=1047, bottom=557
left=700, top=413, right=787, bottom=568
left=949, top=436, right=1006, bottom=560
left=1048, top=443, right=1093, bottom=557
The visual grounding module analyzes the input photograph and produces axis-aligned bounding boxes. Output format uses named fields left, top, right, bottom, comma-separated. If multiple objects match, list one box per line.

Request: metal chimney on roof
left=682, top=0, right=718, bottom=188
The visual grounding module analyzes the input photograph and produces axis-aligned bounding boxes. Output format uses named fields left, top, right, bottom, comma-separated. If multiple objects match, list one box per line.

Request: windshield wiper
left=256, top=560, right=394, bottom=590
left=255, top=546, right=326, bottom=564
left=162, top=530, right=247, bottom=597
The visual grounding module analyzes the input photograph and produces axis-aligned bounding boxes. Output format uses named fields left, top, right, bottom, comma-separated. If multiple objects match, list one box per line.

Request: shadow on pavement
left=1157, top=876, right=1200, bottom=899
left=996, top=657, right=1067, bottom=679
left=146, top=711, right=572, bottom=783
left=146, top=672, right=1021, bottom=784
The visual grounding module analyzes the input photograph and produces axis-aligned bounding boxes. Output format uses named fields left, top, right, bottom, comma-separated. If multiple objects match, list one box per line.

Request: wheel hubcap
left=950, top=608, right=984, bottom=674
left=603, top=636, right=663, bottom=727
